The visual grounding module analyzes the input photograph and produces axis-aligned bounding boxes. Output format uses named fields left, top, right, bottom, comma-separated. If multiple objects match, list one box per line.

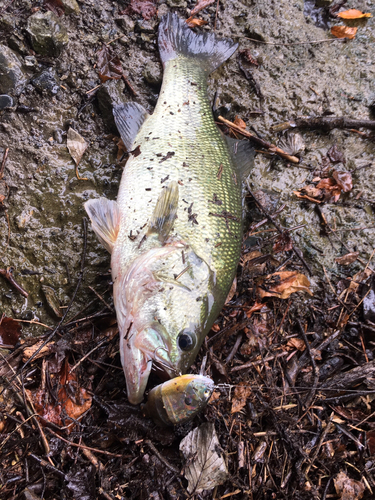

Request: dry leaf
left=334, top=471, right=365, bottom=500
left=180, top=423, right=228, bottom=494
left=0, top=316, right=21, bottom=347
left=124, top=0, right=157, bottom=20
left=96, top=45, right=123, bottom=83
left=337, top=9, right=372, bottom=19
left=273, top=231, right=293, bottom=254
left=335, top=252, right=359, bottom=266
left=67, top=128, right=88, bottom=165
left=348, top=268, right=372, bottom=292
left=231, top=383, right=252, bottom=413
left=331, top=26, right=358, bottom=39
left=186, top=18, right=208, bottom=27
left=328, top=144, right=345, bottom=164
left=188, top=0, right=216, bottom=19
left=332, top=170, right=352, bottom=192
left=44, top=0, right=64, bottom=16
left=257, top=271, right=313, bottom=299
left=225, top=276, right=237, bottom=304
left=286, top=337, right=306, bottom=351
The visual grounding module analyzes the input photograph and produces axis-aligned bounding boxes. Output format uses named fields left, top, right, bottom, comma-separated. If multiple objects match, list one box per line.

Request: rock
left=143, top=61, right=162, bottom=87
left=0, top=95, right=14, bottom=110
left=24, top=56, right=38, bottom=69
left=8, top=35, right=29, bottom=56
left=31, top=69, right=60, bottom=95
left=26, top=11, right=69, bottom=57
left=0, top=45, right=28, bottom=96
left=96, top=79, right=126, bottom=133
left=60, top=0, right=80, bottom=14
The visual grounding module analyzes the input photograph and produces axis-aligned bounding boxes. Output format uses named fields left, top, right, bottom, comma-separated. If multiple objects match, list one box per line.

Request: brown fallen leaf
left=257, top=271, right=313, bottom=299
left=0, top=316, right=21, bottom=347
left=96, top=45, right=123, bottom=83
left=67, top=128, right=88, bottom=180
left=348, top=268, right=372, bottom=292
left=334, top=471, right=365, bottom=500
left=332, top=170, right=352, bottom=192
left=225, top=276, right=237, bottom=304
left=186, top=18, right=208, bottom=28
left=286, top=337, right=306, bottom=351
left=44, top=0, right=64, bottom=17
left=337, top=9, right=372, bottom=19
left=124, top=0, right=157, bottom=20
left=231, top=382, right=252, bottom=414
left=335, top=252, right=359, bottom=266
left=327, top=144, right=345, bottom=164
left=273, top=231, right=293, bottom=254
left=331, top=26, right=358, bottom=39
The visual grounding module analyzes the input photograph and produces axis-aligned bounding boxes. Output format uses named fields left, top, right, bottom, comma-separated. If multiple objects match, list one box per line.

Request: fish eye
left=177, top=331, right=196, bottom=351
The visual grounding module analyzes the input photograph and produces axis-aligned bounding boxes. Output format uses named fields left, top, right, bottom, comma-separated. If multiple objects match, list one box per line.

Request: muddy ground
left=0, top=0, right=375, bottom=498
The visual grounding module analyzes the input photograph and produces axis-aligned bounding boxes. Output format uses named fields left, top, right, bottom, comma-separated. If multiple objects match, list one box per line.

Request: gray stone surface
left=0, top=44, right=28, bottom=96
left=26, top=11, right=69, bottom=57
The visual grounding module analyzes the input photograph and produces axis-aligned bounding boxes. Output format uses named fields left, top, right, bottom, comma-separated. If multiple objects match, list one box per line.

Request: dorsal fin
left=113, top=102, right=150, bottom=151
left=148, top=181, right=179, bottom=243
left=225, top=136, right=255, bottom=182
left=84, top=197, right=120, bottom=253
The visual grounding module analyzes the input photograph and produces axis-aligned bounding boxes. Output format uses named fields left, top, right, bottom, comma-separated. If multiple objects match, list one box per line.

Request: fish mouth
left=119, top=322, right=177, bottom=405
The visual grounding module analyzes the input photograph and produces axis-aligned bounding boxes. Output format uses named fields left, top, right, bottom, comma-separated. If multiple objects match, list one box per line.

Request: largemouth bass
left=85, top=13, right=254, bottom=404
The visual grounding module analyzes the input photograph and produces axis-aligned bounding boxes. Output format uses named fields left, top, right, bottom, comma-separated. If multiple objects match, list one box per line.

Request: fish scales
left=85, top=14, right=253, bottom=404
left=116, top=57, right=242, bottom=290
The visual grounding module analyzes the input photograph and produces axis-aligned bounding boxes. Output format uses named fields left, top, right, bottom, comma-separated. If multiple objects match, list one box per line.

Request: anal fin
left=148, top=181, right=179, bottom=243
left=113, top=102, right=150, bottom=151
left=85, top=197, right=120, bottom=253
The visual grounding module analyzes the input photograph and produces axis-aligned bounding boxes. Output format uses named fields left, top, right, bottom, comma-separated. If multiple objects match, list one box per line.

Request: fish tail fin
left=158, top=13, right=238, bottom=73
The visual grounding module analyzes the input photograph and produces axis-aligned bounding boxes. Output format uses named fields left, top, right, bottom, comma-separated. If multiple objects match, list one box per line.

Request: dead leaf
left=331, top=26, right=358, bottom=39
left=96, top=45, right=123, bottom=83
left=231, top=383, right=252, bottom=413
left=188, top=0, right=216, bottom=19
left=225, top=276, right=237, bottom=304
left=286, top=337, right=306, bottom=351
left=334, top=471, right=365, bottom=500
left=273, top=231, right=293, bottom=254
left=328, top=144, right=346, bottom=164
left=0, top=316, right=21, bottom=347
left=186, top=18, right=208, bottom=27
left=44, top=0, right=64, bottom=16
left=366, top=430, right=375, bottom=455
left=337, top=9, right=372, bottom=19
left=257, top=271, right=313, bottom=299
left=27, top=358, right=92, bottom=433
left=335, top=252, right=359, bottom=266
left=67, top=128, right=88, bottom=165
left=348, top=268, right=372, bottom=293
left=332, top=170, right=352, bottom=192
left=124, top=0, right=157, bottom=20
left=179, top=423, right=228, bottom=494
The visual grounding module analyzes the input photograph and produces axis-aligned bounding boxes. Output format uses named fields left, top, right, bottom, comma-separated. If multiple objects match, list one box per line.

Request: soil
left=0, top=0, right=375, bottom=499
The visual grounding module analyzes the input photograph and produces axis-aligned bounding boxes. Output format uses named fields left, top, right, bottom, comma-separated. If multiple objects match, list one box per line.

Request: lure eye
left=177, top=331, right=196, bottom=351
left=185, top=396, right=193, bottom=406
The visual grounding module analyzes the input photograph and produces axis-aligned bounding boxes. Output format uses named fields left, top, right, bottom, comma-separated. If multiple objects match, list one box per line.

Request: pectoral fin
left=148, top=181, right=179, bottom=243
left=113, top=102, right=150, bottom=151
left=225, top=136, right=255, bottom=182
left=84, top=197, right=120, bottom=253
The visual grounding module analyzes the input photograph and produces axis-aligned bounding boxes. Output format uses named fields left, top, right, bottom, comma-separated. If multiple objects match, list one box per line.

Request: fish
left=85, top=13, right=254, bottom=405
left=142, top=374, right=214, bottom=426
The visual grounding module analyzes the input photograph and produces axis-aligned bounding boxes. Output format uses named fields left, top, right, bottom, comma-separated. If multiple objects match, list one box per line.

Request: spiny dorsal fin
left=225, top=136, right=255, bottom=182
left=148, top=181, right=179, bottom=242
left=113, top=102, right=150, bottom=151
left=84, top=197, right=120, bottom=253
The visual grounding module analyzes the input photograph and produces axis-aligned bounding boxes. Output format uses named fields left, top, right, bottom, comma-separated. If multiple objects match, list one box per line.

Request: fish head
left=113, top=243, right=216, bottom=405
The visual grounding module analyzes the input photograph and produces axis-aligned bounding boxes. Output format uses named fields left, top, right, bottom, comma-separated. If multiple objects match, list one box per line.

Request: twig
left=231, top=351, right=289, bottom=372
left=276, top=116, right=375, bottom=132
left=246, top=182, right=312, bottom=275
left=243, top=36, right=345, bottom=46
left=304, top=413, right=334, bottom=476
left=0, top=267, right=28, bottom=297
left=47, top=429, right=124, bottom=458
left=0, top=147, right=9, bottom=179
left=225, top=333, right=243, bottom=364
left=298, top=321, right=318, bottom=409
left=145, top=440, right=180, bottom=474
left=88, top=285, right=114, bottom=312
left=69, top=337, right=109, bottom=373
left=218, top=116, right=299, bottom=163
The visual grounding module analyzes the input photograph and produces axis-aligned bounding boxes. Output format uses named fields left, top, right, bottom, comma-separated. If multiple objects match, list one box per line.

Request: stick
left=218, top=116, right=300, bottom=163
